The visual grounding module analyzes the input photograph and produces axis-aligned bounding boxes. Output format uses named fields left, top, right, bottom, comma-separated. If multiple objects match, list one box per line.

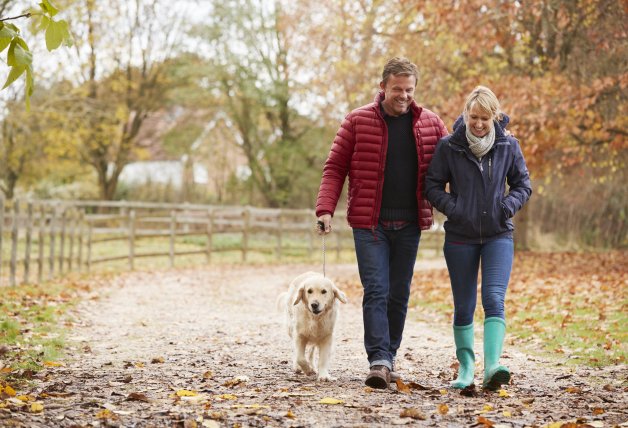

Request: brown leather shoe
left=365, top=365, right=391, bottom=389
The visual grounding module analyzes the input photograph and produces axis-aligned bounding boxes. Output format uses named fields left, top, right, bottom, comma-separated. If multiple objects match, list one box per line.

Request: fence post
left=0, top=196, right=4, bottom=286
left=87, top=224, right=92, bottom=273
left=23, top=201, right=33, bottom=284
left=206, top=209, right=213, bottom=263
left=58, top=208, right=67, bottom=274
left=169, top=210, right=176, bottom=268
left=128, top=209, right=136, bottom=270
left=48, top=205, right=57, bottom=279
left=67, top=209, right=75, bottom=272
left=10, top=200, right=19, bottom=286
left=276, top=210, right=283, bottom=261
left=77, top=210, right=84, bottom=273
left=242, top=208, right=250, bottom=262
left=37, top=204, right=45, bottom=284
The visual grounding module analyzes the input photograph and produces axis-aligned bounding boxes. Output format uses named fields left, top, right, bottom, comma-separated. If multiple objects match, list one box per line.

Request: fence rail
left=0, top=198, right=445, bottom=286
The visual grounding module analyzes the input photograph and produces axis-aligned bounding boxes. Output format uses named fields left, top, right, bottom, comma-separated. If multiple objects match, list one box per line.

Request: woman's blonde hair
left=463, top=86, right=502, bottom=123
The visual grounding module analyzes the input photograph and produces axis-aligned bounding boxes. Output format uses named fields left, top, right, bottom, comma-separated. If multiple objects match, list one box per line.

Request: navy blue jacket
left=425, top=116, right=532, bottom=243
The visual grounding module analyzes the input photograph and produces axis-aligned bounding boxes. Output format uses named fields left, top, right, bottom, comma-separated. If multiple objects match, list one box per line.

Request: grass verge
left=0, top=277, right=92, bottom=390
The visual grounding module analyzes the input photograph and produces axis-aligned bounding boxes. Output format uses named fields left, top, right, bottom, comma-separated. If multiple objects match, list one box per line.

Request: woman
left=425, top=86, right=532, bottom=390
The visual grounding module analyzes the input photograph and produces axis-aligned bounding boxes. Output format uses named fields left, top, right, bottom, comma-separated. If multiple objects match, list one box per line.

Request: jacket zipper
left=372, top=108, right=388, bottom=232
left=488, top=156, right=492, bottom=182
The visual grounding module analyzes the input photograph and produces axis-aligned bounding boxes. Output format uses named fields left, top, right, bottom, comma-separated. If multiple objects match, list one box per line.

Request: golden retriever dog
left=278, top=271, right=347, bottom=381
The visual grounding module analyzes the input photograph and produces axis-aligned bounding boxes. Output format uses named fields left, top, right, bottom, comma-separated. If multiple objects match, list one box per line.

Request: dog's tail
left=276, top=292, right=289, bottom=311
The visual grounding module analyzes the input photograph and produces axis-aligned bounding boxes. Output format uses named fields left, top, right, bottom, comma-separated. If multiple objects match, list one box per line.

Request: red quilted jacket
left=316, top=91, right=448, bottom=230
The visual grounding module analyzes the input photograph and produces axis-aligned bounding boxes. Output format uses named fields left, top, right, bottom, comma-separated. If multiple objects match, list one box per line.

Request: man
left=316, top=57, right=447, bottom=389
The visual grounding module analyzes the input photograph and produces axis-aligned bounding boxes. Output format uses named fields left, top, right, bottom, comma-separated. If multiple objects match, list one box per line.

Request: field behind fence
left=0, top=198, right=445, bottom=286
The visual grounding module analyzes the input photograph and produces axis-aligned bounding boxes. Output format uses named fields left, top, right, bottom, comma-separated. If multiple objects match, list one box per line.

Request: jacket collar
left=373, top=90, right=422, bottom=118
left=449, top=117, right=509, bottom=149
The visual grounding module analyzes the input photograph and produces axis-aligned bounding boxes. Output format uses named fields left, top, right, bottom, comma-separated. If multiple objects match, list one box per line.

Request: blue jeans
left=353, top=223, right=420, bottom=369
left=443, top=238, right=514, bottom=326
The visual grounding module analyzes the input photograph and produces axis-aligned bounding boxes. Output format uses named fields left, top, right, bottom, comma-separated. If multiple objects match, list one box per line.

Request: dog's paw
left=296, top=361, right=315, bottom=376
left=317, top=372, right=335, bottom=382
left=303, top=367, right=316, bottom=376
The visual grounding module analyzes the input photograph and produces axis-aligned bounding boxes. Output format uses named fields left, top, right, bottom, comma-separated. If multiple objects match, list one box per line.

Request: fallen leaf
left=223, top=375, right=249, bottom=387
left=400, top=408, right=426, bottom=420
left=95, top=409, right=117, bottom=419
left=3, top=385, right=16, bottom=396
left=7, top=397, right=26, bottom=407
left=592, top=407, right=605, bottom=415
left=285, top=410, right=296, bottom=419
left=439, top=389, right=448, bottom=395
left=151, top=357, right=165, bottom=364
left=498, top=389, right=510, bottom=397
left=503, top=410, right=512, bottom=417
left=395, top=379, right=411, bottom=394
left=203, top=371, right=213, bottom=379
left=30, top=402, right=44, bottom=413
left=477, top=416, right=495, bottom=427
left=319, top=397, right=344, bottom=405
left=438, top=403, right=449, bottom=414
left=207, top=411, right=225, bottom=420
left=565, top=387, right=582, bottom=393
left=231, top=404, right=270, bottom=409
left=127, top=392, right=150, bottom=402
left=134, top=362, right=145, bottom=368
left=482, top=404, right=494, bottom=412
left=407, top=381, right=429, bottom=390
left=176, top=390, right=198, bottom=397
left=215, top=394, right=237, bottom=400
left=43, top=361, right=63, bottom=367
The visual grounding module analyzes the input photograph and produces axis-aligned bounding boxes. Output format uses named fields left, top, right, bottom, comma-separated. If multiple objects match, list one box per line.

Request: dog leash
left=317, top=221, right=326, bottom=277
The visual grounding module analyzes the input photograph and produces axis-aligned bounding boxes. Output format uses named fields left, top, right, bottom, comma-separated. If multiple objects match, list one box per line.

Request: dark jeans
left=353, top=223, right=420, bottom=369
left=443, top=238, right=514, bottom=326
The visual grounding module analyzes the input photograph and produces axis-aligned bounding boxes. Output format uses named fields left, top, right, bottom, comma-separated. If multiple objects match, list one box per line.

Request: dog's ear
left=333, top=285, right=348, bottom=304
left=293, top=284, right=306, bottom=306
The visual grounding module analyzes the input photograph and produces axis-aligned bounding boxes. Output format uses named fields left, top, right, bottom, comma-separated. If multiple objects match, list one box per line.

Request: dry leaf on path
left=319, top=397, right=344, bottom=405
left=395, top=379, right=411, bottom=394
left=30, top=402, right=44, bottom=413
left=126, top=392, right=151, bottom=402
left=399, top=408, right=426, bottom=420
left=477, top=415, right=495, bottom=427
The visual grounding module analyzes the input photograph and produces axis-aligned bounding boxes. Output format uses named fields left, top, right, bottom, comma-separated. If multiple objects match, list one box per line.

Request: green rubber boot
left=483, top=317, right=511, bottom=390
left=451, top=323, right=475, bottom=389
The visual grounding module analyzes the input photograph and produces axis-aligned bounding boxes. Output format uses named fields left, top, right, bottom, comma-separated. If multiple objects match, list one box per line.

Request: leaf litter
left=0, top=261, right=625, bottom=426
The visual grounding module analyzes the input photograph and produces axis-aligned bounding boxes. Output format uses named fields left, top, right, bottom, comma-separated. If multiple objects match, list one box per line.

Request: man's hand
left=317, top=214, right=332, bottom=235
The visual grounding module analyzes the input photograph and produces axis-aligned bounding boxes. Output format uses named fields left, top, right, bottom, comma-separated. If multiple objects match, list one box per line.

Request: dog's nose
left=311, top=302, right=319, bottom=310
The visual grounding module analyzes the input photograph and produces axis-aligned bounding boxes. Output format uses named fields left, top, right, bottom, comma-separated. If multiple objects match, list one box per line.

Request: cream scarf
left=465, top=123, right=495, bottom=159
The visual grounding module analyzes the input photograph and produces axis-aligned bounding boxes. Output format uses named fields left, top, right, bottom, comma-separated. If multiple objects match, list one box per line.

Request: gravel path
left=4, top=262, right=626, bottom=427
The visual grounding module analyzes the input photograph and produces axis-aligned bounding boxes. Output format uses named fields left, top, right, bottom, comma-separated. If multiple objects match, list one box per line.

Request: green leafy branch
left=0, top=0, right=71, bottom=108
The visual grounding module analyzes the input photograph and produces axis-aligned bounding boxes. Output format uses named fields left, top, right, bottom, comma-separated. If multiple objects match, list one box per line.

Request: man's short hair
left=381, top=57, right=418, bottom=85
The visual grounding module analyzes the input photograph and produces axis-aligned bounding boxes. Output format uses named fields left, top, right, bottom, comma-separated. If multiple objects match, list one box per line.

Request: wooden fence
left=0, top=198, right=445, bottom=286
